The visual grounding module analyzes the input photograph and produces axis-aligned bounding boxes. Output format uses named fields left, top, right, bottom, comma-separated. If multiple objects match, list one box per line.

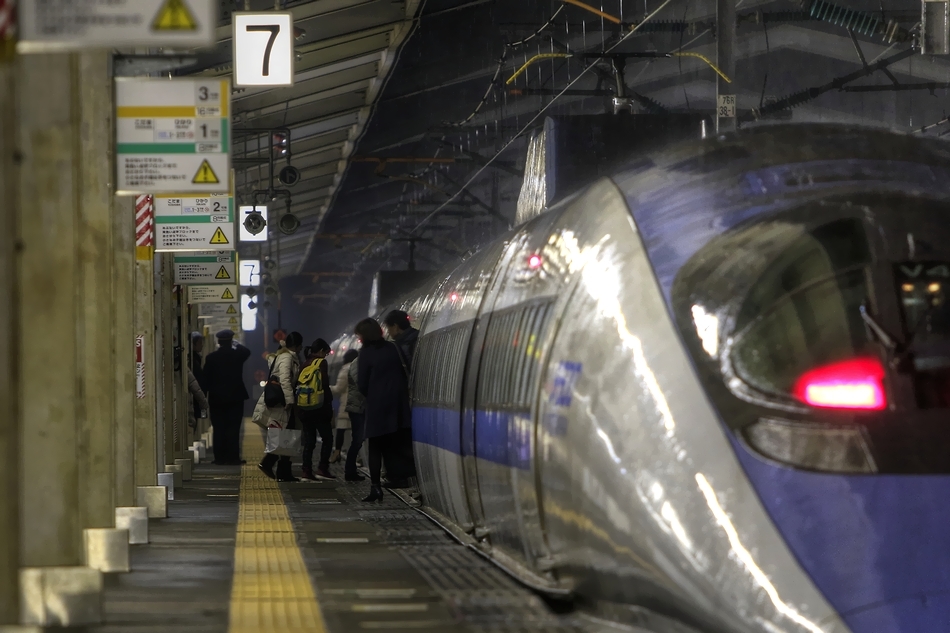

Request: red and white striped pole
left=0, top=0, right=15, bottom=63
left=135, top=194, right=154, bottom=261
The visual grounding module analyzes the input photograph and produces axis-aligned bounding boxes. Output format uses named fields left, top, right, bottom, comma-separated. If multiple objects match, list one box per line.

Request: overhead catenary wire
left=505, top=50, right=731, bottom=85
left=410, top=0, right=678, bottom=236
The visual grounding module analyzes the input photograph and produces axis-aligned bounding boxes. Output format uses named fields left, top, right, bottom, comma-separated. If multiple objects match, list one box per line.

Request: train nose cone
left=731, top=439, right=950, bottom=633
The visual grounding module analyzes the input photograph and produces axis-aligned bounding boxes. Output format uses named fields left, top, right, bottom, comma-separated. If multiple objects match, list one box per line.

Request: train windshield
left=729, top=219, right=873, bottom=401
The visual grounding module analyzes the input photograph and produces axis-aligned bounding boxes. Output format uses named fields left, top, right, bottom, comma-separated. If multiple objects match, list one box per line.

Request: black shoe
left=277, top=475, right=299, bottom=483
left=345, top=473, right=366, bottom=482
left=362, top=485, right=383, bottom=502
left=258, top=463, right=276, bottom=479
left=383, top=478, right=411, bottom=490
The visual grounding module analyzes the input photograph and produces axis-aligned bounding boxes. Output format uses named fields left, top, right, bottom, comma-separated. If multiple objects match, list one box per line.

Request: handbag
left=265, top=427, right=301, bottom=456
left=263, top=355, right=286, bottom=409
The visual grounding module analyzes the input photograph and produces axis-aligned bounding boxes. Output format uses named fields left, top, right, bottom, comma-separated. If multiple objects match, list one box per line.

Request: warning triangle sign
left=226, top=305, right=237, bottom=314
left=209, top=227, right=229, bottom=245
left=152, top=0, right=198, bottom=31
left=228, top=317, right=238, bottom=324
left=193, top=160, right=220, bottom=184
left=214, top=266, right=231, bottom=280
left=221, top=287, right=234, bottom=300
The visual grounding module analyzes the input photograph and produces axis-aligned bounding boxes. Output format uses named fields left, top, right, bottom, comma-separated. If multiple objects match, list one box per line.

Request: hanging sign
left=152, top=194, right=234, bottom=252
left=199, top=302, right=240, bottom=317
left=18, top=0, right=216, bottom=51
left=115, top=78, right=230, bottom=194
left=233, top=12, right=294, bottom=87
left=174, top=251, right=237, bottom=284
left=189, top=284, right=237, bottom=303
left=204, top=319, right=241, bottom=334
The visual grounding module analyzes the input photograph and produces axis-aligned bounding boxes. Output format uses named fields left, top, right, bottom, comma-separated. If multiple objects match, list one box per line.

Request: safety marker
left=226, top=305, right=237, bottom=314
left=193, top=159, right=220, bottom=184
left=152, top=0, right=198, bottom=31
left=221, top=287, right=234, bottom=300
left=228, top=428, right=328, bottom=632
left=209, top=227, right=230, bottom=245
left=215, top=265, right=231, bottom=280
left=228, top=317, right=238, bottom=324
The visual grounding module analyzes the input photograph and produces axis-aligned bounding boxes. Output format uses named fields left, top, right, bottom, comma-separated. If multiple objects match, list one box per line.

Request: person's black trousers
left=345, top=412, right=366, bottom=478
left=383, top=427, right=416, bottom=481
left=299, top=407, right=333, bottom=472
left=260, top=452, right=291, bottom=476
left=210, top=402, right=244, bottom=463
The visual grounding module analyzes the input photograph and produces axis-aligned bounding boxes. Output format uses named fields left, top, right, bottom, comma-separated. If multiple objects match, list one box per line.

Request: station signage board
left=174, top=251, right=236, bottom=284
left=233, top=12, right=295, bottom=87
left=153, top=194, right=234, bottom=252
left=116, top=78, right=230, bottom=194
left=198, top=303, right=240, bottom=317
left=188, top=284, right=238, bottom=304
left=18, top=0, right=217, bottom=51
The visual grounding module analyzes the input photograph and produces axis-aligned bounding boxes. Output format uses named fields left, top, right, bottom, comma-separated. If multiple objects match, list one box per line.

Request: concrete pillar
left=113, top=195, right=136, bottom=508
left=76, top=51, right=116, bottom=531
left=133, top=225, right=158, bottom=489
left=157, top=255, right=176, bottom=465
left=18, top=52, right=83, bottom=569
left=0, top=38, right=21, bottom=626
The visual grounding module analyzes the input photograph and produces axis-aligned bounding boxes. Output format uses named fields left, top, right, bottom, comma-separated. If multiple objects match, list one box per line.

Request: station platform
left=90, top=425, right=596, bottom=633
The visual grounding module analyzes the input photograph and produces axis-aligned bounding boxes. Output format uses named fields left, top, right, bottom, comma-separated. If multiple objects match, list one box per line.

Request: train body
left=331, top=125, right=950, bottom=632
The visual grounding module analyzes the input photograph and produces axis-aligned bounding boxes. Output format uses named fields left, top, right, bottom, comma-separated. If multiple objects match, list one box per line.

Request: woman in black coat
left=354, top=318, right=413, bottom=502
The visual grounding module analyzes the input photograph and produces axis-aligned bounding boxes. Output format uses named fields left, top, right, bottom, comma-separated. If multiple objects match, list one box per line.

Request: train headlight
left=744, top=417, right=877, bottom=473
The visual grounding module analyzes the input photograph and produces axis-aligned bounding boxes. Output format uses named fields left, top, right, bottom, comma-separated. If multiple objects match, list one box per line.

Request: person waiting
left=255, top=331, right=303, bottom=482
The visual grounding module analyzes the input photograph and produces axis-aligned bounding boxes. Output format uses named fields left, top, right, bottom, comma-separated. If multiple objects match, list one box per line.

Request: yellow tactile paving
left=228, top=426, right=328, bottom=633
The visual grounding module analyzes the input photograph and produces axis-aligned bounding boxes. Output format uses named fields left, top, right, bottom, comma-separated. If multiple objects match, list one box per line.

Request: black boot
left=362, top=485, right=383, bottom=503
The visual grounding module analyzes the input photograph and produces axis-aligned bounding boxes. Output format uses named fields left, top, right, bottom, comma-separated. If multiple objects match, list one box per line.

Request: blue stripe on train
left=412, top=405, right=532, bottom=470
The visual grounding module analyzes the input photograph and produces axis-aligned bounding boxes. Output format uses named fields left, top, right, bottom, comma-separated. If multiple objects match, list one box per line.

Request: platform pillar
left=76, top=51, right=117, bottom=532
left=0, top=38, right=20, bottom=626
left=113, top=195, right=137, bottom=508
left=133, top=221, right=159, bottom=488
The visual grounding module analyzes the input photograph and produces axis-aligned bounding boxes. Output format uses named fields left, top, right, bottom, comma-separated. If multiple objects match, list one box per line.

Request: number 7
left=247, top=24, right=280, bottom=77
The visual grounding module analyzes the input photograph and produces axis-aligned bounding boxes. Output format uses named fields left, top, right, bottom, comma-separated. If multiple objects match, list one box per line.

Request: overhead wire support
left=410, top=0, right=678, bottom=236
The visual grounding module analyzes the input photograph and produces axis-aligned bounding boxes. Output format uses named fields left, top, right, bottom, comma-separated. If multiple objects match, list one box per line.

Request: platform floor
left=91, top=427, right=604, bottom=633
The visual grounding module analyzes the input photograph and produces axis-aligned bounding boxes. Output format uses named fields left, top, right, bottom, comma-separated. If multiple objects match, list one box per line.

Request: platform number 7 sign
left=233, top=12, right=294, bottom=87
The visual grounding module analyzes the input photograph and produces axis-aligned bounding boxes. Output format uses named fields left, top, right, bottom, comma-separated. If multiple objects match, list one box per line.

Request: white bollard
left=157, top=473, right=175, bottom=501
left=174, top=458, right=192, bottom=481
left=192, top=447, right=200, bottom=464
left=83, top=528, right=130, bottom=573
left=164, top=464, right=183, bottom=489
left=115, top=507, right=149, bottom=544
left=135, top=486, right=167, bottom=518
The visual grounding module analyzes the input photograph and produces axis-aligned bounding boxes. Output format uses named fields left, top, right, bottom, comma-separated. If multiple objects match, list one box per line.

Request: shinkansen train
left=330, top=124, right=950, bottom=633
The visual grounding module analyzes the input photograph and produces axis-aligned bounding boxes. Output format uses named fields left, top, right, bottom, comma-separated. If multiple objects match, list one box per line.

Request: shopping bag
left=265, top=427, right=302, bottom=456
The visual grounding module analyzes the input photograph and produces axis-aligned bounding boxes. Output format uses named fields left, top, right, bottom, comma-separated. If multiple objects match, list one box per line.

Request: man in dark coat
left=355, top=318, right=414, bottom=500
left=383, top=309, right=419, bottom=368
left=202, top=330, right=251, bottom=464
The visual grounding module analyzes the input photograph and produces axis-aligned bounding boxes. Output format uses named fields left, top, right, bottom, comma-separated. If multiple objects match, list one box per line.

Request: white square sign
left=239, top=205, right=268, bottom=242
left=233, top=12, right=294, bottom=87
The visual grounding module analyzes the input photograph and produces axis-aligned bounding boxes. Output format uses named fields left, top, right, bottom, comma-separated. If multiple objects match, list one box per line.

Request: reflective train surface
left=330, top=125, right=950, bottom=633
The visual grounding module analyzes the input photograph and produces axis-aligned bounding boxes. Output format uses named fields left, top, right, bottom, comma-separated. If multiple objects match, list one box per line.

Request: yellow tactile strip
left=228, top=429, right=328, bottom=632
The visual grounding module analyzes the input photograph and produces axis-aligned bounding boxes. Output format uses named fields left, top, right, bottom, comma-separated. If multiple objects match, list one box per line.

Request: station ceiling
left=172, top=0, right=950, bottom=320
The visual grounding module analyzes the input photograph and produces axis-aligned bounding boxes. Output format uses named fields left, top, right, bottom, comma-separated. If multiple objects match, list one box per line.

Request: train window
left=477, top=300, right=554, bottom=409
left=729, top=219, right=873, bottom=400
left=414, top=323, right=470, bottom=406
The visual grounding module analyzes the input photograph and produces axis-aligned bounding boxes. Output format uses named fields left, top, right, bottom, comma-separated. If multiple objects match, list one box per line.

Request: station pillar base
left=19, top=567, right=103, bottom=627
left=136, top=486, right=167, bottom=518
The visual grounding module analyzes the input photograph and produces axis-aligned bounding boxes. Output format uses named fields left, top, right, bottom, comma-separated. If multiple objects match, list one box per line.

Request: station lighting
left=450, top=292, right=459, bottom=302
left=528, top=254, right=543, bottom=269
left=241, top=294, right=258, bottom=331
left=792, top=357, right=887, bottom=410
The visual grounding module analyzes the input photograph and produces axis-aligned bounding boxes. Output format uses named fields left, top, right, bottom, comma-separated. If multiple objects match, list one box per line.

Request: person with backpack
left=297, top=339, right=335, bottom=481
left=355, top=318, right=413, bottom=502
left=202, top=330, right=251, bottom=464
left=254, top=331, right=303, bottom=482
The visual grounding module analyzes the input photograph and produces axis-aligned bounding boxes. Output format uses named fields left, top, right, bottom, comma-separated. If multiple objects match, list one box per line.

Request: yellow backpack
left=296, top=358, right=325, bottom=410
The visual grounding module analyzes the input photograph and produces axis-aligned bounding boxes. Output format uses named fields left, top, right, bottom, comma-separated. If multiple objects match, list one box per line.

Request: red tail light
left=792, top=357, right=887, bottom=410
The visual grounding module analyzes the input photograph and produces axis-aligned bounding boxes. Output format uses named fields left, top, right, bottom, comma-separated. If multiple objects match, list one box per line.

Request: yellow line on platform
left=228, top=425, right=327, bottom=632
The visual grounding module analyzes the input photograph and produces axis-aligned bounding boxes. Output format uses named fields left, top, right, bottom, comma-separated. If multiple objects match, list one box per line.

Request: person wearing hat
left=202, top=330, right=251, bottom=464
